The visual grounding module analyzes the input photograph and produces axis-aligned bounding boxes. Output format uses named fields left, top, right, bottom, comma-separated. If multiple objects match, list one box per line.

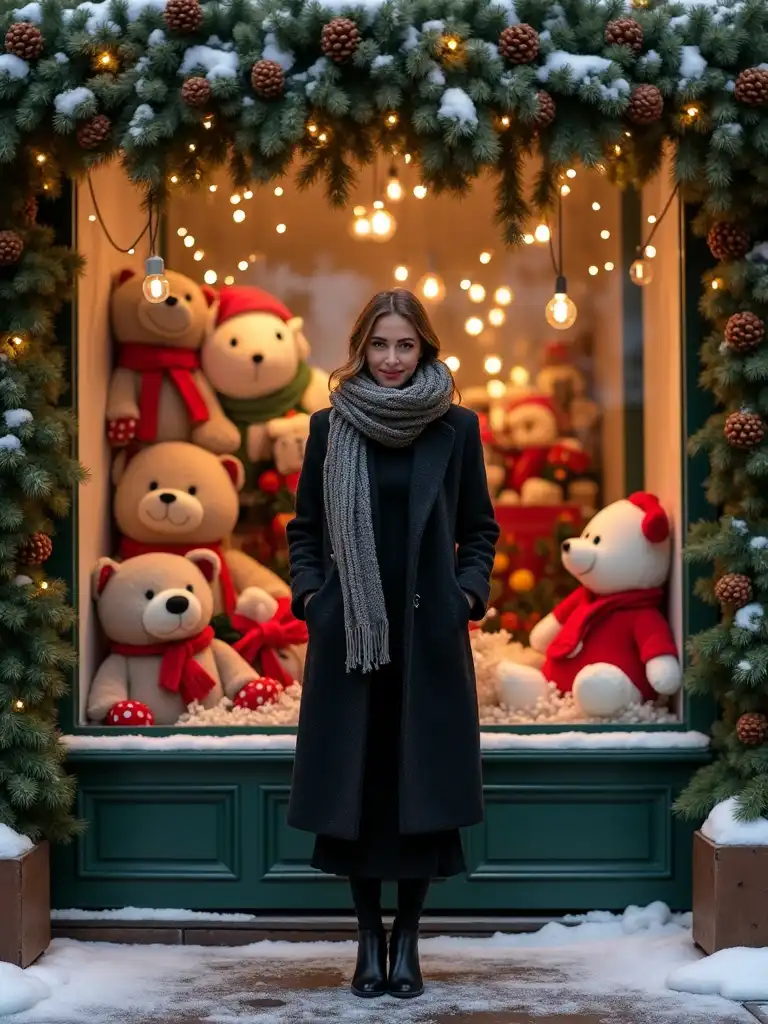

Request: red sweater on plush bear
left=543, top=587, right=678, bottom=702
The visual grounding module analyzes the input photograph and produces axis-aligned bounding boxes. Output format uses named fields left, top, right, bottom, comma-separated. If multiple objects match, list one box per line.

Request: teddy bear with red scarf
left=497, top=493, right=682, bottom=718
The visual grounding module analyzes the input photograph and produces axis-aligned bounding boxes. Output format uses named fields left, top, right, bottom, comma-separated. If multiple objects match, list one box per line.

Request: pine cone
left=708, top=221, right=751, bottom=261
left=499, top=24, right=539, bottom=65
left=19, top=196, right=37, bottom=225
left=737, top=711, right=768, bottom=746
left=181, top=76, right=212, bottom=108
left=724, top=411, right=765, bottom=449
left=4, top=21, right=44, bottom=60
left=0, top=230, right=24, bottom=267
left=534, top=90, right=556, bottom=128
left=320, top=17, right=360, bottom=64
left=19, top=532, right=53, bottom=566
left=735, top=67, right=768, bottom=107
left=76, top=114, right=111, bottom=150
left=251, top=59, right=285, bottom=99
left=605, top=18, right=644, bottom=53
left=627, top=83, right=663, bottom=125
left=714, top=572, right=753, bottom=607
left=164, top=0, right=203, bottom=34
left=725, top=311, right=765, bottom=353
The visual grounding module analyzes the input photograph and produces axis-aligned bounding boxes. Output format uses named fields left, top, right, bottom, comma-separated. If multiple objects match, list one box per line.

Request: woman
left=286, top=289, right=499, bottom=999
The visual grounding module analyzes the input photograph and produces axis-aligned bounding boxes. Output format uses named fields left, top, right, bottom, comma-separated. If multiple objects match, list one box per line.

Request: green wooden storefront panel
left=52, top=749, right=708, bottom=913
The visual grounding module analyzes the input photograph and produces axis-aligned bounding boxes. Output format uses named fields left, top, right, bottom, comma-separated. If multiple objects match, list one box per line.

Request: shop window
left=75, top=156, right=683, bottom=730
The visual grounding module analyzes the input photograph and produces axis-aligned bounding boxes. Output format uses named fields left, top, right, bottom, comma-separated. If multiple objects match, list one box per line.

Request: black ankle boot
left=351, top=928, right=387, bottom=998
left=388, top=924, right=424, bottom=998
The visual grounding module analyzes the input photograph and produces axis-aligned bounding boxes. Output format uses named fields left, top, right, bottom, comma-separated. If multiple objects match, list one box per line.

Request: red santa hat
left=214, top=285, right=293, bottom=328
left=627, top=492, right=670, bottom=543
left=505, top=393, right=557, bottom=418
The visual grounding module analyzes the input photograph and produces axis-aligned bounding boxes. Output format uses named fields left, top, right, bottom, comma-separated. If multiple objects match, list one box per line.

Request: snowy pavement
left=1, top=905, right=766, bottom=1023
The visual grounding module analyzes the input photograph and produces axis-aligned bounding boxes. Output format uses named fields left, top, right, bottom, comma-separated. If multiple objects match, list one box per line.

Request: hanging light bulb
left=386, top=167, right=404, bottom=203
left=350, top=210, right=372, bottom=240
left=509, top=365, right=530, bottom=387
left=393, top=265, right=409, bottom=282
left=418, top=272, right=446, bottom=303
left=445, top=355, right=460, bottom=372
left=370, top=207, right=397, bottom=242
left=484, top=355, right=502, bottom=374
left=465, top=317, right=484, bottom=337
left=468, top=283, right=486, bottom=303
left=545, top=276, right=578, bottom=330
left=494, top=286, right=513, bottom=306
left=629, top=257, right=655, bottom=286
left=488, top=307, right=505, bottom=327
left=534, top=223, right=551, bottom=244
left=142, top=255, right=170, bottom=304
left=413, top=184, right=428, bottom=199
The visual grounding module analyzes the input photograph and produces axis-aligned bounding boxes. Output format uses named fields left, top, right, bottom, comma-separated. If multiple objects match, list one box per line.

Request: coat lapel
left=407, top=420, right=455, bottom=567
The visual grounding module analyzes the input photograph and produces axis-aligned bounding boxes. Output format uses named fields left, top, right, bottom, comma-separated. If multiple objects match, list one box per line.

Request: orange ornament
left=493, top=551, right=510, bottom=575
left=509, top=568, right=536, bottom=593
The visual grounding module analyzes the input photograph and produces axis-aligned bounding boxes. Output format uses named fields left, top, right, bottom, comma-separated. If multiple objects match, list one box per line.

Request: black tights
left=349, top=877, right=430, bottom=931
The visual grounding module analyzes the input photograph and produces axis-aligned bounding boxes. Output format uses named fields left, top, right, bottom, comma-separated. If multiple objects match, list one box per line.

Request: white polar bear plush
left=497, top=492, right=682, bottom=719
left=201, top=286, right=329, bottom=481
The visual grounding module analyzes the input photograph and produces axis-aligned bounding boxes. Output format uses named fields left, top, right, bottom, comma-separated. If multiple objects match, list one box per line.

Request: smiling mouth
left=146, top=509, right=191, bottom=526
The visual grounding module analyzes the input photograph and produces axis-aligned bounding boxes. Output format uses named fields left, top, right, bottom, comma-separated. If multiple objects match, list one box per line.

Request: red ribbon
left=232, top=597, right=307, bottom=687
left=111, top=626, right=216, bottom=705
left=118, top=344, right=210, bottom=443
left=118, top=538, right=237, bottom=617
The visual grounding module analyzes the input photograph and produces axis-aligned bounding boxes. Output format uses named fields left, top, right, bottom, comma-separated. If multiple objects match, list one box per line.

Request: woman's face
left=364, top=313, right=422, bottom=388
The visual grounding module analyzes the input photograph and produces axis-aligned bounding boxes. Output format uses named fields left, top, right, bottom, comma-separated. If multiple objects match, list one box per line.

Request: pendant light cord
left=638, top=183, right=679, bottom=255
left=87, top=172, right=160, bottom=255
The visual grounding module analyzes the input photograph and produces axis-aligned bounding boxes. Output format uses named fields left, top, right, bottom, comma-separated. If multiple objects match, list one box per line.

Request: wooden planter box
left=0, top=841, right=51, bottom=967
left=693, top=830, right=768, bottom=954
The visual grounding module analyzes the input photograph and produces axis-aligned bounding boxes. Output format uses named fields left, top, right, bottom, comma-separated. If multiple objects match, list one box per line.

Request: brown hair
left=329, top=288, right=457, bottom=398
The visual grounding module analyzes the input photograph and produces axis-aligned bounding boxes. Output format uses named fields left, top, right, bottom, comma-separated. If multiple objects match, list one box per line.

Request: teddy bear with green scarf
left=201, top=286, right=330, bottom=524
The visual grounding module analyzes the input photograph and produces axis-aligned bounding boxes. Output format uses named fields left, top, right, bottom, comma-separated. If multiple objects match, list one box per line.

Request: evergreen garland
left=2, top=0, right=768, bottom=837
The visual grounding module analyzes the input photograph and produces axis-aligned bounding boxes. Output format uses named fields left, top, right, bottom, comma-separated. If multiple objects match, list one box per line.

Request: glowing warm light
left=244, top=190, right=253, bottom=199
left=142, top=256, right=169, bottom=304
left=318, top=132, right=328, bottom=143
left=600, top=230, right=611, bottom=239
left=373, top=200, right=384, bottom=210
left=468, top=283, right=486, bottom=303
left=183, top=236, right=195, bottom=248
left=460, top=279, right=471, bottom=290
left=177, top=227, right=187, bottom=237
left=712, top=278, right=722, bottom=290
left=419, top=273, right=445, bottom=303
left=510, top=365, right=530, bottom=387
left=224, top=275, right=235, bottom=285
left=276, top=223, right=287, bottom=234
left=233, top=209, right=246, bottom=223
left=394, top=265, right=409, bottom=282
left=203, top=270, right=218, bottom=285
left=11, top=335, right=23, bottom=347
left=188, top=143, right=196, bottom=152
left=566, top=168, right=577, bottom=178
left=40, top=581, right=49, bottom=590
left=644, top=244, right=657, bottom=258
left=193, top=250, right=204, bottom=262
left=36, top=153, right=46, bottom=164
left=386, top=113, right=399, bottom=126
left=465, top=317, right=484, bottom=337
left=647, top=214, right=657, bottom=224
left=445, top=356, right=461, bottom=372
left=169, top=174, right=179, bottom=184
left=523, top=233, right=535, bottom=245
left=444, top=36, right=459, bottom=51
left=630, top=258, right=654, bottom=286
left=128, top=248, right=135, bottom=255
left=352, top=214, right=372, bottom=239
left=404, top=153, right=412, bottom=164
left=487, top=379, right=506, bottom=399
left=500, top=116, right=510, bottom=127
left=614, top=144, right=622, bottom=155
left=686, top=105, right=700, bottom=119
left=209, top=184, right=217, bottom=192
left=14, top=699, right=24, bottom=711
left=589, top=265, right=599, bottom=276
left=592, top=202, right=601, bottom=211
left=488, top=308, right=505, bottom=327
left=479, top=251, right=492, bottom=264
left=88, top=214, right=96, bottom=222
left=484, top=355, right=502, bottom=374
left=307, top=122, right=318, bottom=135
left=275, top=187, right=284, bottom=196
left=203, top=117, right=213, bottom=129
left=238, top=260, right=249, bottom=271
left=386, top=174, right=403, bottom=203
left=494, top=286, right=513, bottom=305
left=545, top=288, right=578, bottom=330
left=413, top=185, right=428, bottom=199
left=353, top=205, right=366, bottom=217
left=98, top=52, right=112, bottom=67
left=371, top=208, right=396, bottom=241
left=231, top=194, right=241, bottom=204
left=605, top=262, right=615, bottom=271
left=534, top=223, right=551, bottom=244
left=560, top=185, right=571, bottom=196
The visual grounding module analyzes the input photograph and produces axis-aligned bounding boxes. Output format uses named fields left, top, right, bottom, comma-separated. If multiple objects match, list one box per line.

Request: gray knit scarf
left=323, top=360, right=454, bottom=673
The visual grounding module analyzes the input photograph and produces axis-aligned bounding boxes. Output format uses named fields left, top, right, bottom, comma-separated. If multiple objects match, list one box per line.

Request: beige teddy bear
left=106, top=268, right=240, bottom=453
left=87, top=550, right=260, bottom=726
left=113, top=441, right=289, bottom=616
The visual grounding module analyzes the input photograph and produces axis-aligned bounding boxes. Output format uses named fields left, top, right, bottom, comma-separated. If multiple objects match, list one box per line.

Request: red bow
left=111, top=626, right=216, bottom=705
left=232, top=598, right=307, bottom=687
left=119, top=344, right=210, bottom=443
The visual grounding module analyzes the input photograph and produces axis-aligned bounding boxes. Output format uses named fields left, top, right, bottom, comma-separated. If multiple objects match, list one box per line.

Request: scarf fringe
left=345, top=620, right=390, bottom=675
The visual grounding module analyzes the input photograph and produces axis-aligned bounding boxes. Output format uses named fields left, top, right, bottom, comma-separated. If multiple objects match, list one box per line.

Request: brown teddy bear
left=106, top=268, right=240, bottom=453
left=113, top=441, right=290, bottom=616
left=87, top=550, right=261, bottom=726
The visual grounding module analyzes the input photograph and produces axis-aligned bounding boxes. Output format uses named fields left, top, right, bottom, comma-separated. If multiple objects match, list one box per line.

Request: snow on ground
left=668, top=947, right=768, bottom=1002
left=0, top=903, right=761, bottom=1023
left=701, top=796, right=768, bottom=845
left=51, top=907, right=258, bottom=922
left=0, top=823, right=33, bottom=858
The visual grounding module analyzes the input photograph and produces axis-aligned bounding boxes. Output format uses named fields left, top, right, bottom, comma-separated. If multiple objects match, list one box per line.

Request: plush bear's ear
left=220, top=454, right=245, bottom=492
left=628, top=492, right=670, bottom=543
left=289, top=317, right=310, bottom=360
left=201, top=285, right=217, bottom=308
left=92, top=558, right=120, bottom=599
left=113, top=268, right=136, bottom=288
left=186, top=548, right=221, bottom=584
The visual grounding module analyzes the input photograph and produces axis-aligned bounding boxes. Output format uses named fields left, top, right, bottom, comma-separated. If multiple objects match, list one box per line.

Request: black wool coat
left=286, top=404, right=500, bottom=840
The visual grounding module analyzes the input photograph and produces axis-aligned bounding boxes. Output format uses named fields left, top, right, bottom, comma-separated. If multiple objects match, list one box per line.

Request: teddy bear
left=112, top=440, right=290, bottom=617
left=87, top=550, right=263, bottom=726
left=225, top=586, right=308, bottom=686
left=200, top=285, right=329, bottom=498
left=106, top=268, right=240, bottom=454
left=482, top=392, right=596, bottom=513
left=497, top=492, right=682, bottom=719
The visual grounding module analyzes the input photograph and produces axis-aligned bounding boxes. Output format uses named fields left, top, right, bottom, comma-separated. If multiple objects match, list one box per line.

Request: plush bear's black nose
left=165, top=595, right=189, bottom=615
left=159, top=493, right=176, bottom=504
left=562, top=540, right=571, bottom=553
left=252, top=353, right=264, bottom=365
left=165, top=296, right=178, bottom=307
